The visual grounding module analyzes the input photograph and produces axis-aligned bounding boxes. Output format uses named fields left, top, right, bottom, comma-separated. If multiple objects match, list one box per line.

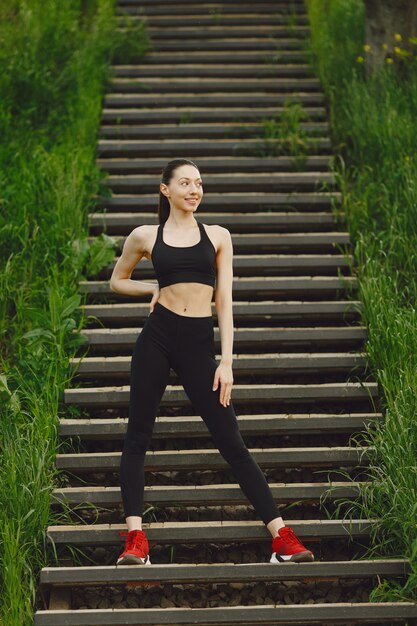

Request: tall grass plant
left=307, top=0, right=417, bottom=601
left=0, top=1, right=150, bottom=623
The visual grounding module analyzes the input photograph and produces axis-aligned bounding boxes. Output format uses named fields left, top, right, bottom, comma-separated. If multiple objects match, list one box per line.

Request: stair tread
left=90, top=212, right=340, bottom=220
left=96, top=155, right=332, bottom=172
left=108, top=77, right=319, bottom=86
left=55, top=446, right=374, bottom=473
left=46, top=518, right=379, bottom=536
left=98, top=137, right=329, bottom=144
left=85, top=276, right=356, bottom=287
left=102, top=95, right=326, bottom=106
left=71, top=352, right=366, bottom=363
left=116, top=15, right=310, bottom=22
left=95, top=194, right=341, bottom=205
left=39, top=558, right=411, bottom=584
left=33, top=602, right=417, bottom=625
left=117, top=6, right=307, bottom=14
left=143, top=25, right=310, bottom=32
left=81, top=299, right=362, bottom=309
left=134, top=51, right=310, bottom=59
left=109, top=63, right=314, bottom=69
left=52, top=481, right=365, bottom=506
left=102, top=172, right=334, bottom=179
left=77, top=329, right=366, bottom=351
left=59, top=412, right=382, bottom=438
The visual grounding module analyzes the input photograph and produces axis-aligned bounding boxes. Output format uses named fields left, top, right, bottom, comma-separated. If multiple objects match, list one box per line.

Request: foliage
left=0, top=1, right=149, bottom=623
left=307, top=0, right=417, bottom=602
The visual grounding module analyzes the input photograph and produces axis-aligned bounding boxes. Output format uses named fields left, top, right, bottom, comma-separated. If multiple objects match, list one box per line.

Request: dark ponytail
left=158, top=158, right=200, bottom=225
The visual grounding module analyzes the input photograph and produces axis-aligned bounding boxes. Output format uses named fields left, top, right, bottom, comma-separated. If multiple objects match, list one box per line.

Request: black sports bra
left=151, top=220, right=216, bottom=289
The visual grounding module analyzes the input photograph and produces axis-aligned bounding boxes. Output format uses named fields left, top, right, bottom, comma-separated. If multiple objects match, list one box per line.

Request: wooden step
left=102, top=256, right=353, bottom=279
left=89, top=233, right=350, bottom=254
left=116, top=15, right=310, bottom=26
left=100, top=110, right=328, bottom=125
left=63, top=382, right=378, bottom=408
left=97, top=137, right=330, bottom=157
left=117, top=4, right=307, bottom=16
left=78, top=327, right=366, bottom=351
left=103, top=93, right=326, bottom=108
left=117, top=0, right=306, bottom=10
left=96, top=194, right=341, bottom=213
left=136, top=51, right=311, bottom=63
left=55, top=445, right=373, bottom=473
left=52, top=481, right=363, bottom=507
left=39, top=558, right=410, bottom=587
left=80, top=301, right=362, bottom=325
left=89, top=213, right=342, bottom=235
left=45, top=519, right=378, bottom=546
left=79, top=301, right=362, bottom=325
left=109, top=63, right=314, bottom=78
left=124, top=24, right=311, bottom=38
left=33, top=602, right=417, bottom=626
left=99, top=122, right=329, bottom=140
left=89, top=210, right=340, bottom=227
left=97, top=155, right=331, bottom=172
left=141, top=40, right=311, bottom=52
left=82, top=278, right=357, bottom=301
left=59, top=412, right=383, bottom=440
left=70, top=352, right=367, bottom=379
left=107, top=77, right=321, bottom=93
left=100, top=173, right=335, bottom=192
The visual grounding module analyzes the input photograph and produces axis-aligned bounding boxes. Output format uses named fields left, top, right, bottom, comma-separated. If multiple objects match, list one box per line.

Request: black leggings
left=120, top=300, right=281, bottom=526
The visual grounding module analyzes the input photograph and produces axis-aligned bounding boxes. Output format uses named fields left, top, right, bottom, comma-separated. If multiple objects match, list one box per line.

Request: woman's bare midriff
left=158, top=283, right=214, bottom=317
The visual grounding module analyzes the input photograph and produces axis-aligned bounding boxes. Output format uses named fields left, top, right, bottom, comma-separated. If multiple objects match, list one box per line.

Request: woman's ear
left=160, top=183, right=170, bottom=198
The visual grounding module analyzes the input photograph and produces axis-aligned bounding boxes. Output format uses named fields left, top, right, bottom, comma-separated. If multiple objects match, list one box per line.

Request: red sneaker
left=117, top=529, right=151, bottom=565
left=270, top=526, right=314, bottom=563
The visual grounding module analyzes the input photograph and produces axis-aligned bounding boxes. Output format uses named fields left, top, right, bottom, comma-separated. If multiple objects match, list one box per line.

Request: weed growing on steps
left=0, top=1, right=150, bottom=624
left=232, top=100, right=315, bottom=169
left=259, top=101, right=314, bottom=162
left=284, top=2, right=303, bottom=36
left=306, top=0, right=417, bottom=603
left=180, top=111, right=194, bottom=125
left=112, top=13, right=152, bottom=64
left=208, top=7, right=223, bottom=25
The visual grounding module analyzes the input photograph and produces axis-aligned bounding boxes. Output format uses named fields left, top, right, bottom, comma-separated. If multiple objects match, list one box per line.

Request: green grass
left=306, top=0, right=417, bottom=603
left=258, top=101, right=314, bottom=161
left=230, top=98, right=317, bottom=164
left=0, top=1, right=150, bottom=623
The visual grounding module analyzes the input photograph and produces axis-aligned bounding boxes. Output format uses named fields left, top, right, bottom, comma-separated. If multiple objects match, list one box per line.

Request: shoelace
left=277, top=527, right=300, bottom=548
left=119, top=529, right=146, bottom=551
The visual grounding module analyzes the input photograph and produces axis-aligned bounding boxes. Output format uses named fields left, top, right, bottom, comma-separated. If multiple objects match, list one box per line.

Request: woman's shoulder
left=203, top=223, right=230, bottom=236
left=129, top=223, right=158, bottom=241
left=128, top=224, right=158, bottom=260
left=202, top=224, right=231, bottom=255
left=207, top=224, right=231, bottom=239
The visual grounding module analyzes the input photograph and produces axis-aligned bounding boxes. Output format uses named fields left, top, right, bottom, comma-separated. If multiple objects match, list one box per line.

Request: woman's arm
left=109, top=226, right=157, bottom=297
left=212, top=227, right=234, bottom=406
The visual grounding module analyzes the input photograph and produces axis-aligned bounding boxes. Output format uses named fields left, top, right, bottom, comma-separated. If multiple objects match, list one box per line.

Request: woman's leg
left=172, top=323, right=282, bottom=527
left=120, top=319, right=171, bottom=528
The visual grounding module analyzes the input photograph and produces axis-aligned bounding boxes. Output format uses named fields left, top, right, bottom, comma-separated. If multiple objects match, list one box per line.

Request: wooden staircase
left=34, top=0, right=417, bottom=624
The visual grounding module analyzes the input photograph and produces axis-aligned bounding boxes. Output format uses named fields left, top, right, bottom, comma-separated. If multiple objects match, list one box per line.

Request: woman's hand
left=212, top=362, right=234, bottom=407
left=149, top=287, right=160, bottom=314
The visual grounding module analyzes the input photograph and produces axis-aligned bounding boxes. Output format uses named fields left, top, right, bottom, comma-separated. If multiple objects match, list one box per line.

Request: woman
left=109, top=158, right=314, bottom=566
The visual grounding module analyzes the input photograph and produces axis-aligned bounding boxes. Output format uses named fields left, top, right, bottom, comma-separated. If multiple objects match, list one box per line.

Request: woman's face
left=161, top=164, right=203, bottom=213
